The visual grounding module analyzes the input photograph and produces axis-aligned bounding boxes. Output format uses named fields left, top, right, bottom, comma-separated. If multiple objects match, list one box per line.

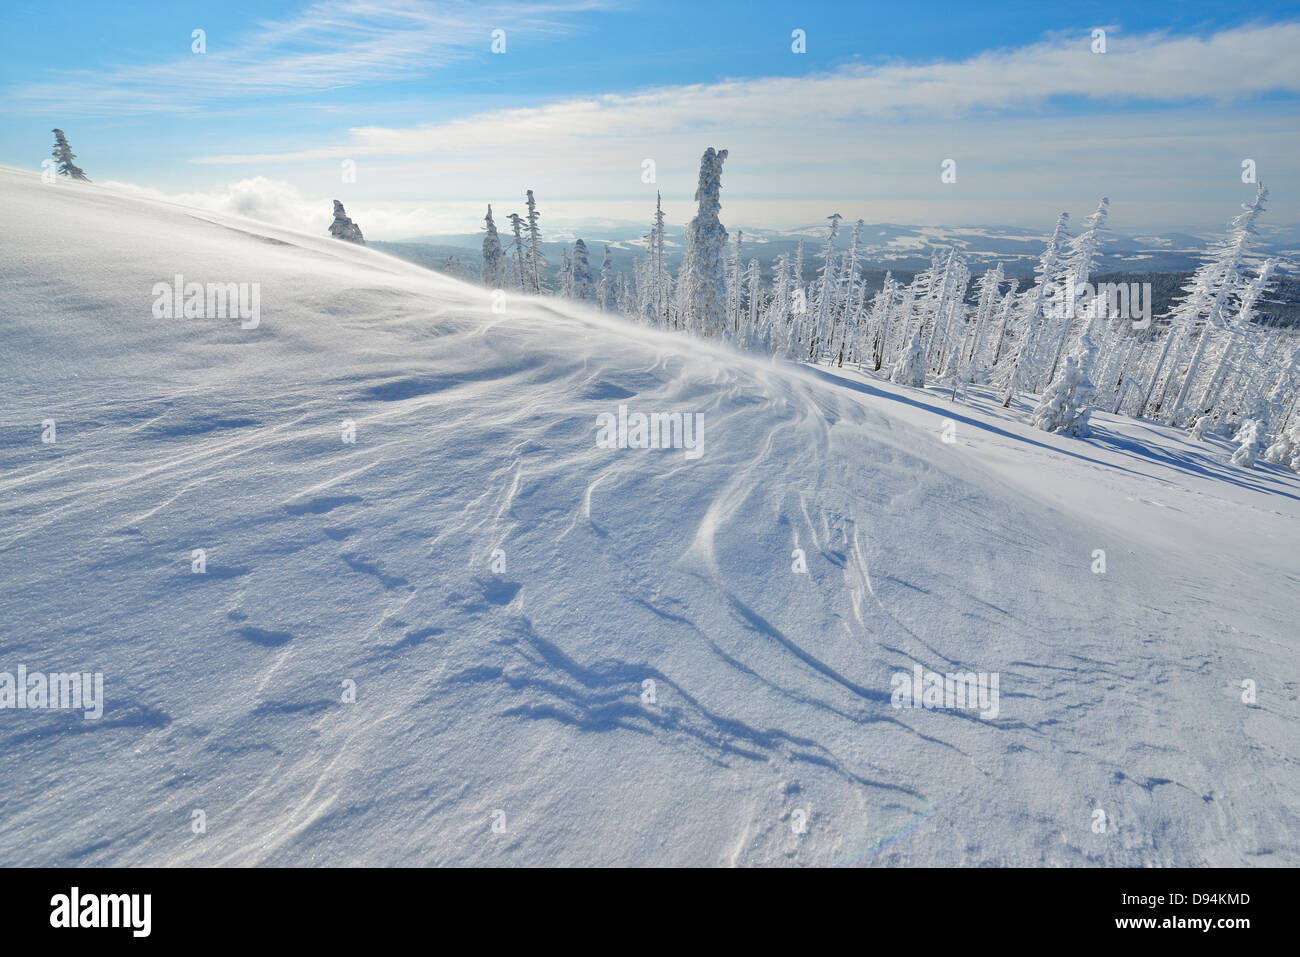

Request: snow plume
left=99, top=177, right=442, bottom=240
left=103, top=177, right=330, bottom=236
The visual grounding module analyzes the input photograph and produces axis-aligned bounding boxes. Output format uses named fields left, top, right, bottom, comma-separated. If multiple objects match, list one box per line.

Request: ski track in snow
left=1, top=167, right=1297, bottom=866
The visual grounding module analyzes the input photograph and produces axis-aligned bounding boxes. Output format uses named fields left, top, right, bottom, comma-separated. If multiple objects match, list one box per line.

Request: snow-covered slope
left=1, top=166, right=1296, bottom=866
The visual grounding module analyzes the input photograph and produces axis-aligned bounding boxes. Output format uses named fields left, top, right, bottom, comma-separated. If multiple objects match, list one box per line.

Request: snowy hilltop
left=1, top=165, right=1297, bottom=867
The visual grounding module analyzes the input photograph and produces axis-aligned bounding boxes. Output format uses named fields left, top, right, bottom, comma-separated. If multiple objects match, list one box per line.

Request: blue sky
left=2, top=0, right=1298, bottom=238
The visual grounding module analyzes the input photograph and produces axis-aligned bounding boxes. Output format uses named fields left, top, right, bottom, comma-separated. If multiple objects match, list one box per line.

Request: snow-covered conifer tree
left=1231, top=418, right=1263, bottom=468
left=50, top=129, right=89, bottom=181
left=865, top=273, right=898, bottom=370
left=645, top=192, right=671, bottom=324
left=833, top=219, right=865, bottom=366
left=892, top=328, right=926, bottom=388
left=928, top=248, right=969, bottom=373
left=809, top=213, right=843, bottom=358
left=481, top=205, right=507, bottom=289
left=558, top=247, right=572, bottom=298
left=988, top=279, right=1020, bottom=369
left=1263, top=415, right=1300, bottom=471
left=1044, top=198, right=1109, bottom=382
left=1030, top=327, right=1097, bottom=437
left=1195, top=260, right=1277, bottom=420
left=506, top=213, right=528, bottom=289
left=1190, top=412, right=1218, bottom=441
left=596, top=245, right=616, bottom=310
left=525, top=190, right=547, bottom=294
left=727, top=230, right=744, bottom=333
left=676, top=147, right=730, bottom=338
left=744, top=258, right=762, bottom=349
left=1142, top=184, right=1268, bottom=421
left=1004, top=213, right=1070, bottom=405
left=571, top=239, right=594, bottom=302
left=764, top=254, right=791, bottom=357
left=967, top=264, right=1004, bottom=366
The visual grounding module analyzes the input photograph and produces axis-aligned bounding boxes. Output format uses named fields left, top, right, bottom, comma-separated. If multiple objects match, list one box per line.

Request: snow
left=1, top=166, right=1297, bottom=866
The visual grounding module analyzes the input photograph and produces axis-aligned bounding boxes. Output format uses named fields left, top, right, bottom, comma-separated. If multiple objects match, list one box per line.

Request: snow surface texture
left=1, top=167, right=1297, bottom=866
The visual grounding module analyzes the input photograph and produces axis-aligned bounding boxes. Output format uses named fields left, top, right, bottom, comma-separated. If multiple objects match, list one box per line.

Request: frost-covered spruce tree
left=1068, top=198, right=1109, bottom=285
left=924, top=248, right=966, bottom=371
left=865, top=273, right=897, bottom=370
left=505, top=213, right=528, bottom=289
left=763, top=254, right=791, bottom=356
left=727, top=230, right=744, bottom=333
left=617, top=272, right=631, bottom=316
left=943, top=342, right=966, bottom=401
left=1190, top=412, right=1218, bottom=441
left=1195, top=260, right=1277, bottom=421
left=784, top=238, right=808, bottom=352
left=329, top=200, right=365, bottom=244
left=792, top=238, right=805, bottom=309
left=51, top=129, right=89, bottom=181
left=644, top=191, right=671, bottom=324
left=570, top=239, right=594, bottom=302
left=1004, top=213, right=1071, bottom=405
left=967, top=264, right=1004, bottom=366
left=633, top=255, right=653, bottom=324
left=1261, top=342, right=1300, bottom=447
left=808, top=213, right=842, bottom=358
left=558, top=247, right=572, bottom=298
left=887, top=275, right=923, bottom=369
left=1031, top=327, right=1097, bottom=437
left=481, top=205, right=507, bottom=289
left=1143, top=185, right=1269, bottom=421
left=892, top=328, right=926, bottom=388
left=596, top=245, right=616, bottom=311
left=1169, top=235, right=1270, bottom=425
left=1264, top=415, right=1300, bottom=471
left=1045, top=198, right=1109, bottom=382
left=832, top=219, right=864, bottom=366
left=524, top=189, right=547, bottom=293
left=676, top=147, right=729, bottom=338
left=744, top=258, right=762, bottom=350
left=1231, top=418, right=1264, bottom=468
left=987, top=279, right=1020, bottom=369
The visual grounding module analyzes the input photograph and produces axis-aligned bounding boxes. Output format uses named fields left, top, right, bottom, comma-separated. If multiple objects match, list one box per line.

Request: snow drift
left=0, top=166, right=1297, bottom=866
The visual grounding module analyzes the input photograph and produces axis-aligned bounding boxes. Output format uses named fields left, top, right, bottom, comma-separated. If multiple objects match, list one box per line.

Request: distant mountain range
left=371, top=221, right=1300, bottom=326
left=378, top=220, right=1300, bottom=278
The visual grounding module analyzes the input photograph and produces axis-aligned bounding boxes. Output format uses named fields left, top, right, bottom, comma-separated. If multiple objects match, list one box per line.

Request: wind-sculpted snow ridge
left=1, top=166, right=1297, bottom=866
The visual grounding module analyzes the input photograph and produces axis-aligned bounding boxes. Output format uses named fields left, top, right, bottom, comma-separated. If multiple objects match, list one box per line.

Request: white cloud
left=193, top=21, right=1300, bottom=169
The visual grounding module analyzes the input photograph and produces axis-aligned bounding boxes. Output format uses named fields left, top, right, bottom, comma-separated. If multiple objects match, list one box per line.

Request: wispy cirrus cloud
left=5, top=0, right=608, bottom=117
